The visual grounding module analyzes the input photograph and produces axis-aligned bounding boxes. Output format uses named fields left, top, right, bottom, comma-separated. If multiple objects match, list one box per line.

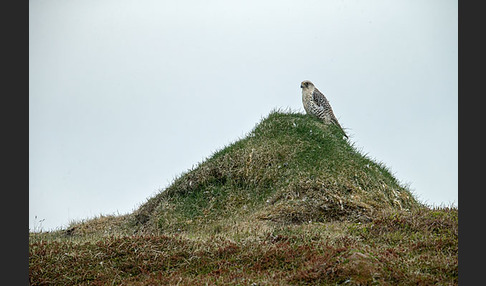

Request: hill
left=29, top=110, right=457, bottom=285
left=128, top=110, right=418, bottom=234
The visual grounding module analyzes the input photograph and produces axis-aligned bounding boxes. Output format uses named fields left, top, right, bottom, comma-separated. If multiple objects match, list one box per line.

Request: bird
left=300, top=80, right=348, bottom=138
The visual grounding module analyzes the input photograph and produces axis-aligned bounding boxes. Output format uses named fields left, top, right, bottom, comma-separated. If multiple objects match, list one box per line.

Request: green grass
left=129, top=110, right=419, bottom=234
left=29, top=110, right=457, bottom=285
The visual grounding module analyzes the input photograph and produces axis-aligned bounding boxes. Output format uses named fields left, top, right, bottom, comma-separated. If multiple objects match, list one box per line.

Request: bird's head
left=300, top=80, right=314, bottom=89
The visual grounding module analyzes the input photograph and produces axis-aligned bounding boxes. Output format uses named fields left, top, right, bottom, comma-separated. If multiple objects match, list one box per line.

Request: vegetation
left=29, top=110, right=458, bottom=285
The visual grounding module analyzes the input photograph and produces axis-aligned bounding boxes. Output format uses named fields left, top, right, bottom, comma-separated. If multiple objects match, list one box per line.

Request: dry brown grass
left=30, top=207, right=457, bottom=285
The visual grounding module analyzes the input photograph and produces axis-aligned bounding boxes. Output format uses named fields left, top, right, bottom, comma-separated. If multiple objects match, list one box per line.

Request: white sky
left=29, top=0, right=458, bottom=231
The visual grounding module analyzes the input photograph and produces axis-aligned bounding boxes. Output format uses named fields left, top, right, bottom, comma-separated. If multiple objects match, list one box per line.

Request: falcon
left=300, top=80, right=348, bottom=138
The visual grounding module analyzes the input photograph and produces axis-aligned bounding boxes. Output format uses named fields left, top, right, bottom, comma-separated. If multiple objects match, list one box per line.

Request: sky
left=29, top=0, right=458, bottom=232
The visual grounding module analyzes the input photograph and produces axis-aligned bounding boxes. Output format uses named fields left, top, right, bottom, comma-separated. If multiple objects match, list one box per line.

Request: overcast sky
left=29, top=0, right=458, bottom=231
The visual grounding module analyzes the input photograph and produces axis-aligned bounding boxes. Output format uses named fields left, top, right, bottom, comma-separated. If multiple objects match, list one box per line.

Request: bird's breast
left=302, top=92, right=312, bottom=114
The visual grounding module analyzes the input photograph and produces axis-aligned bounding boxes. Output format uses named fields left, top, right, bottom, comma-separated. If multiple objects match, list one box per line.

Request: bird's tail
left=332, top=119, right=348, bottom=139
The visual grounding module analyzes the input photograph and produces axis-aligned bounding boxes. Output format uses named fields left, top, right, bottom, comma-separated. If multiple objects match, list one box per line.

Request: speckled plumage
left=301, top=80, right=348, bottom=138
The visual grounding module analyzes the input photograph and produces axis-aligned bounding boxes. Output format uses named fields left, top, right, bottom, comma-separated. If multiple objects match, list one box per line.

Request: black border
left=457, top=1, right=476, bottom=284
left=6, top=0, right=29, bottom=282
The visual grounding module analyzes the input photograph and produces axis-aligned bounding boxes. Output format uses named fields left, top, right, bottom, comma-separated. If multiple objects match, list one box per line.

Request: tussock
left=129, top=110, right=419, bottom=234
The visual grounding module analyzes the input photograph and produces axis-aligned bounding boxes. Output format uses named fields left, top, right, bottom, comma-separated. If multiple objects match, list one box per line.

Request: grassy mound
left=129, top=110, right=418, bottom=235
left=30, top=110, right=457, bottom=285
